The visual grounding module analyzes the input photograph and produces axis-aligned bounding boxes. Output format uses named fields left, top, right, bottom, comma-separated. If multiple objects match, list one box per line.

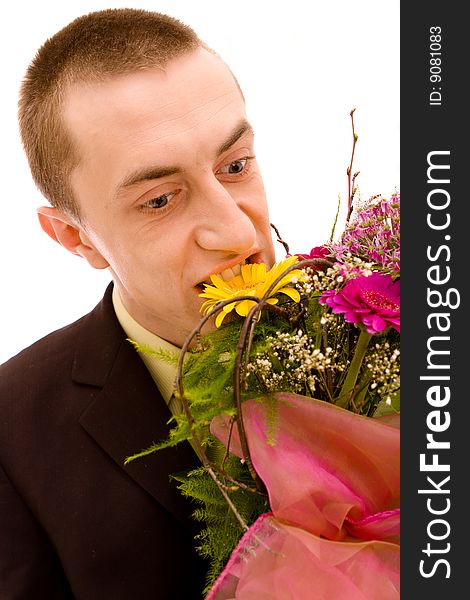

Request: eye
left=142, top=192, right=175, bottom=209
left=217, top=158, right=249, bottom=175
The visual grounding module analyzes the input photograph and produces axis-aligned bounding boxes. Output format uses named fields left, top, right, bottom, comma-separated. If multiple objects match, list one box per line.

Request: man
left=0, top=8, right=275, bottom=599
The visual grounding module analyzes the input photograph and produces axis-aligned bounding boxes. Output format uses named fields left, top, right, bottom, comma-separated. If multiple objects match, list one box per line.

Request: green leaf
left=127, top=339, right=179, bottom=365
left=172, top=459, right=269, bottom=594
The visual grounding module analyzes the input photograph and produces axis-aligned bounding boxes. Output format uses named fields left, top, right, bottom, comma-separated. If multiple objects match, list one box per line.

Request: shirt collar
left=111, top=285, right=180, bottom=405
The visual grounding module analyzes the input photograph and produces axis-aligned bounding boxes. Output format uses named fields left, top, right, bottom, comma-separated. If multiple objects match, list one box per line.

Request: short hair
left=18, top=8, right=203, bottom=219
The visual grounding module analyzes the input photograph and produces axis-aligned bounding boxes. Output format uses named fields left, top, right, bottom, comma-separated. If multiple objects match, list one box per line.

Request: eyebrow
left=216, top=119, right=253, bottom=155
left=116, top=118, right=253, bottom=194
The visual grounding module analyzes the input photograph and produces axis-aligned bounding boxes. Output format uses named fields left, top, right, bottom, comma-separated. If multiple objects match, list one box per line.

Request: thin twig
left=206, top=467, right=250, bottom=532
left=270, top=223, right=290, bottom=255
left=233, top=310, right=266, bottom=489
left=346, top=108, right=359, bottom=223
left=231, top=258, right=333, bottom=484
left=174, top=295, right=268, bottom=515
left=221, top=416, right=236, bottom=471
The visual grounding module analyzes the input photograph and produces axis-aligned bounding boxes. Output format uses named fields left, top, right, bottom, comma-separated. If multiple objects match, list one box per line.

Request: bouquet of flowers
left=127, top=112, right=400, bottom=599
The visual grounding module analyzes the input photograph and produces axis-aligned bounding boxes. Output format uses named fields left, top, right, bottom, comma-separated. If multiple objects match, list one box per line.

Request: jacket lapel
left=73, top=284, right=200, bottom=524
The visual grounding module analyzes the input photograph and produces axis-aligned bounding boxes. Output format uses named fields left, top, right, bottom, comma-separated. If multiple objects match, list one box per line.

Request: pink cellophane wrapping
left=207, top=393, right=400, bottom=599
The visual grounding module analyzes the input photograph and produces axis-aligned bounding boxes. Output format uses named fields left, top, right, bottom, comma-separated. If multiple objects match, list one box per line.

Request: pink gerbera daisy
left=320, top=272, right=400, bottom=334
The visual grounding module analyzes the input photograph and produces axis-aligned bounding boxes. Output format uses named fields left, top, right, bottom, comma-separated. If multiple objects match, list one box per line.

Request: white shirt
left=111, top=286, right=183, bottom=414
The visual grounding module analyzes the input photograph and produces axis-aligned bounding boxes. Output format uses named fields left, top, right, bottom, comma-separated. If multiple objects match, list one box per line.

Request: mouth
left=195, top=255, right=260, bottom=291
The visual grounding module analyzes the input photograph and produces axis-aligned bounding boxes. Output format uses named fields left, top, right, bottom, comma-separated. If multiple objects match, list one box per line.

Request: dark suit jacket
left=0, top=284, right=206, bottom=599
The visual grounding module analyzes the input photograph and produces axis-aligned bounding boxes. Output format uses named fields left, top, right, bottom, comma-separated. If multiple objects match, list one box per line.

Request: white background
left=0, top=0, right=399, bottom=364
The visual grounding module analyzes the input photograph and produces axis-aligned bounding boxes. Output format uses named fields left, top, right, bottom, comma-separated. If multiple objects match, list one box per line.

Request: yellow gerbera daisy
left=199, top=255, right=302, bottom=327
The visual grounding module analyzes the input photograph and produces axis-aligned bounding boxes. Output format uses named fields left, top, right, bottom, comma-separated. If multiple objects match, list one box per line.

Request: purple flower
left=320, top=272, right=400, bottom=334
left=330, top=194, right=400, bottom=274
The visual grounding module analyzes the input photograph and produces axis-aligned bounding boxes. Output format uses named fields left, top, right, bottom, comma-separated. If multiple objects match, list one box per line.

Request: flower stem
left=350, top=373, right=372, bottom=413
left=335, top=328, right=372, bottom=408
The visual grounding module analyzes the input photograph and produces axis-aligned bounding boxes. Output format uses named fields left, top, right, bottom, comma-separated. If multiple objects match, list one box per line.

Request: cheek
left=94, top=236, right=148, bottom=287
left=126, top=239, right=185, bottom=294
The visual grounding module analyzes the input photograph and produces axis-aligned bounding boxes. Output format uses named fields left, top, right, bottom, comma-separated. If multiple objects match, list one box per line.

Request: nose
left=194, top=180, right=257, bottom=254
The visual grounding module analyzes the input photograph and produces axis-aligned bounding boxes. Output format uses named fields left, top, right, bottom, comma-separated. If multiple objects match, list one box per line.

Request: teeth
left=218, top=259, right=249, bottom=282
left=219, top=263, right=241, bottom=281
left=200, top=259, right=249, bottom=287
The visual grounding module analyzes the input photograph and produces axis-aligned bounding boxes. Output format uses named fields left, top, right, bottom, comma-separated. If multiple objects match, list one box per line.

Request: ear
left=37, top=206, right=109, bottom=270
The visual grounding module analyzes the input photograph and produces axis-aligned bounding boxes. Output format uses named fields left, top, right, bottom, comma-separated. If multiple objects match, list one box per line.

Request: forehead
left=63, top=48, right=245, bottom=161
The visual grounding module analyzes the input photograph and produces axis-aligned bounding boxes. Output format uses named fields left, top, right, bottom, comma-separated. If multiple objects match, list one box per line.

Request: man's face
left=62, top=48, right=275, bottom=346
